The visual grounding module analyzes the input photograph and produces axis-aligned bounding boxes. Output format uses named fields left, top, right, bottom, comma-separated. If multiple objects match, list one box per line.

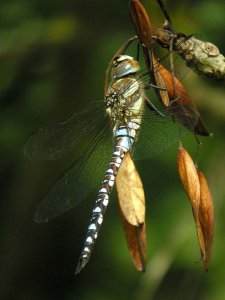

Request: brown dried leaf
left=177, top=147, right=214, bottom=268
left=116, top=153, right=145, bottom=226
left=152, top=56, right=170, bottom=106
left=177, top=146, right=200, bottom=220
left=119, top=205, right=146, bottom=272
left=117, top=153, right=146, bottom=271
left=197, top=169, right=214, bottom=270
left=129, top=0, right=154, bottom=71
left=129, top=0, right=152, bottom=50
left=154, top=61, right=209, bottom=136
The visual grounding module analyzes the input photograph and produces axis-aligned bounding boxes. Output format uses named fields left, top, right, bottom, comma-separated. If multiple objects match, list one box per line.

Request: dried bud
left=116, top=153, right=145, bottom=226
left=177, top=146, right=214, bottom=269
left=153, top=60, right=209, bottom=136
left=119, top=209, right=146, bottom=272
left=152, top=55, right=170, bottom=106
left=177, top=146, right=200, bottom=220
left=117, top=153, right=146, bottom=271
left=197, top=169, right=214, bottom=270
left=129, top=0, right=152, bottom=50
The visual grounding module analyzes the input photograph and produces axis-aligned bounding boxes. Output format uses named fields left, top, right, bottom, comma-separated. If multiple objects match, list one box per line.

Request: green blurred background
left=0, top=0, right=224, bottom=299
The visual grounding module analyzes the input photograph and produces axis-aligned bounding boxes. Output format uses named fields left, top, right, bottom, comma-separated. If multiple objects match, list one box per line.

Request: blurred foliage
left=0, top=0, right=224, bottom=299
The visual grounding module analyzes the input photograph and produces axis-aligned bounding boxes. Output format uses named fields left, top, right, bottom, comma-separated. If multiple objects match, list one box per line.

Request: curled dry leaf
left=129, top=0, right=153, bottom=71
left=197, top=169, right=214, bottom=270
left=152, top=55, right=170, bottom=107
left=116, top=152, right=145, bottom=226
left=129, top=0, right=152, bottom=50
left=119, top=208, right=146, bottom=272
left=177, top=146, right=200, bottom=220
left=177, top=146, right=214, bottom=269
left=116, top=153, right=146, bottom=271
left=177, top=146, right=202, bottom=261
left=153, top=58, right=209, bottom=136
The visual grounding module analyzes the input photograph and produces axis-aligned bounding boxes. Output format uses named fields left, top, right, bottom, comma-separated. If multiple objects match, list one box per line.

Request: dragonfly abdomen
left=75, top=122, right=140, bottom=274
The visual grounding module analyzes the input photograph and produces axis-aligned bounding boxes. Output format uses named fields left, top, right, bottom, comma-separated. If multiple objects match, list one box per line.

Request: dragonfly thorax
left=112, top=55, right=140, bottom=79
left=105, top=94, right=126, bottom=123
left=105, top=55, right=143, bottom=118
left=105, top=76, right=144, bottom=124
left=105, top=55, right=145, bottom=126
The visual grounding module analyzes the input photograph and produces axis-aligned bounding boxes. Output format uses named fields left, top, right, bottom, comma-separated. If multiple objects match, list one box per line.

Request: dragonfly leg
left=144, top=96, right=165, bottom=117
left=136, top=42, right=140, bottom=61
left=143, top=83, right=167, bottom=91
left=169, top=95, right=181, bottom=105
left=194, top=133, right=202, bottom=167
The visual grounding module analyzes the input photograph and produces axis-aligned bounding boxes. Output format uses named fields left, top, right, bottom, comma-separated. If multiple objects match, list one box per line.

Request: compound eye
left=113, top=56, right=124, bottom=67
left=112, top=55, right=140, bottom=79
left=113, top=55, right=132, bottom=67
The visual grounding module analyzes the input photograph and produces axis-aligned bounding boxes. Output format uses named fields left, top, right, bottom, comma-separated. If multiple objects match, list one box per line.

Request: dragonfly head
left=112, top=55, right=140, bottom=79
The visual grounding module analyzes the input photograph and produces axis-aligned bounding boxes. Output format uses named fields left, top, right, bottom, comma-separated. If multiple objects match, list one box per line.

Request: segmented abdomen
left=75, top=121, right=141, bottom=274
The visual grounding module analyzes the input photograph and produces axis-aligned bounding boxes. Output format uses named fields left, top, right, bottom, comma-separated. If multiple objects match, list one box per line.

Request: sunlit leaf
left=154, top=61, right=209, bottom=136
left=119, top=203, right=146, bottom=272
left=116, top=153, right=145, bottom=226
left=177, top=146, right=215, bottom=268
left=177, top=146, right=200, bottom=220
left=129, top=0, right=152, bottom=51
left=116, top=153, right=146, bottom=271
left=152, top=56, right=170, bottom=106
left=197, top=169, right=214, bottom=270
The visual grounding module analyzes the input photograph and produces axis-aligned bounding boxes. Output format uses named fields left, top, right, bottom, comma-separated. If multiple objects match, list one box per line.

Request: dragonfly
left=24, top=55, right=198, bottom=274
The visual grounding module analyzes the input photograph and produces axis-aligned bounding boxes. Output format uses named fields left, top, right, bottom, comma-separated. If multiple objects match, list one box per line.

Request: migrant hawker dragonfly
left=24, top=54, right=194, bottom=274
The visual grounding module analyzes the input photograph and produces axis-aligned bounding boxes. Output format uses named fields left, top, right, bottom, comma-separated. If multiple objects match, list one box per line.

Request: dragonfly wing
left=24, top=101, right=106, bottom=160
left=34, top=119, right=113, bottom=223
left=133, top=106, right=185, bottom=160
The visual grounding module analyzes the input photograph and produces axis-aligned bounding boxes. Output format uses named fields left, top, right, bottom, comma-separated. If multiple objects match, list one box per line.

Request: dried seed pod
left=197, top=169, right=214, bottom=270
left=119, top=209, right=146, bottom=272
left=153, top=58, right=209, bottom=136
left=117, top=153, right=146, bottom=271
left=177, top=147, right=203, bottom=259
left=129, top=0, right=152, bottom=50
left=152, top=56, right=170, bottom=107
left=117, top=153, right=145, bottom=226
left=177, top=146, right=200, bottom=220
left=177, top=147, right=214, bottom=269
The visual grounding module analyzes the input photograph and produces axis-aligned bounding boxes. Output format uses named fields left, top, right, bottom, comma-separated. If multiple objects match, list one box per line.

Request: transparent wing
left=133, top=105, right=190, bottom=160
left=24, top=101, right=106, bottom=160
left=34, top=119, right=113, bottom=223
